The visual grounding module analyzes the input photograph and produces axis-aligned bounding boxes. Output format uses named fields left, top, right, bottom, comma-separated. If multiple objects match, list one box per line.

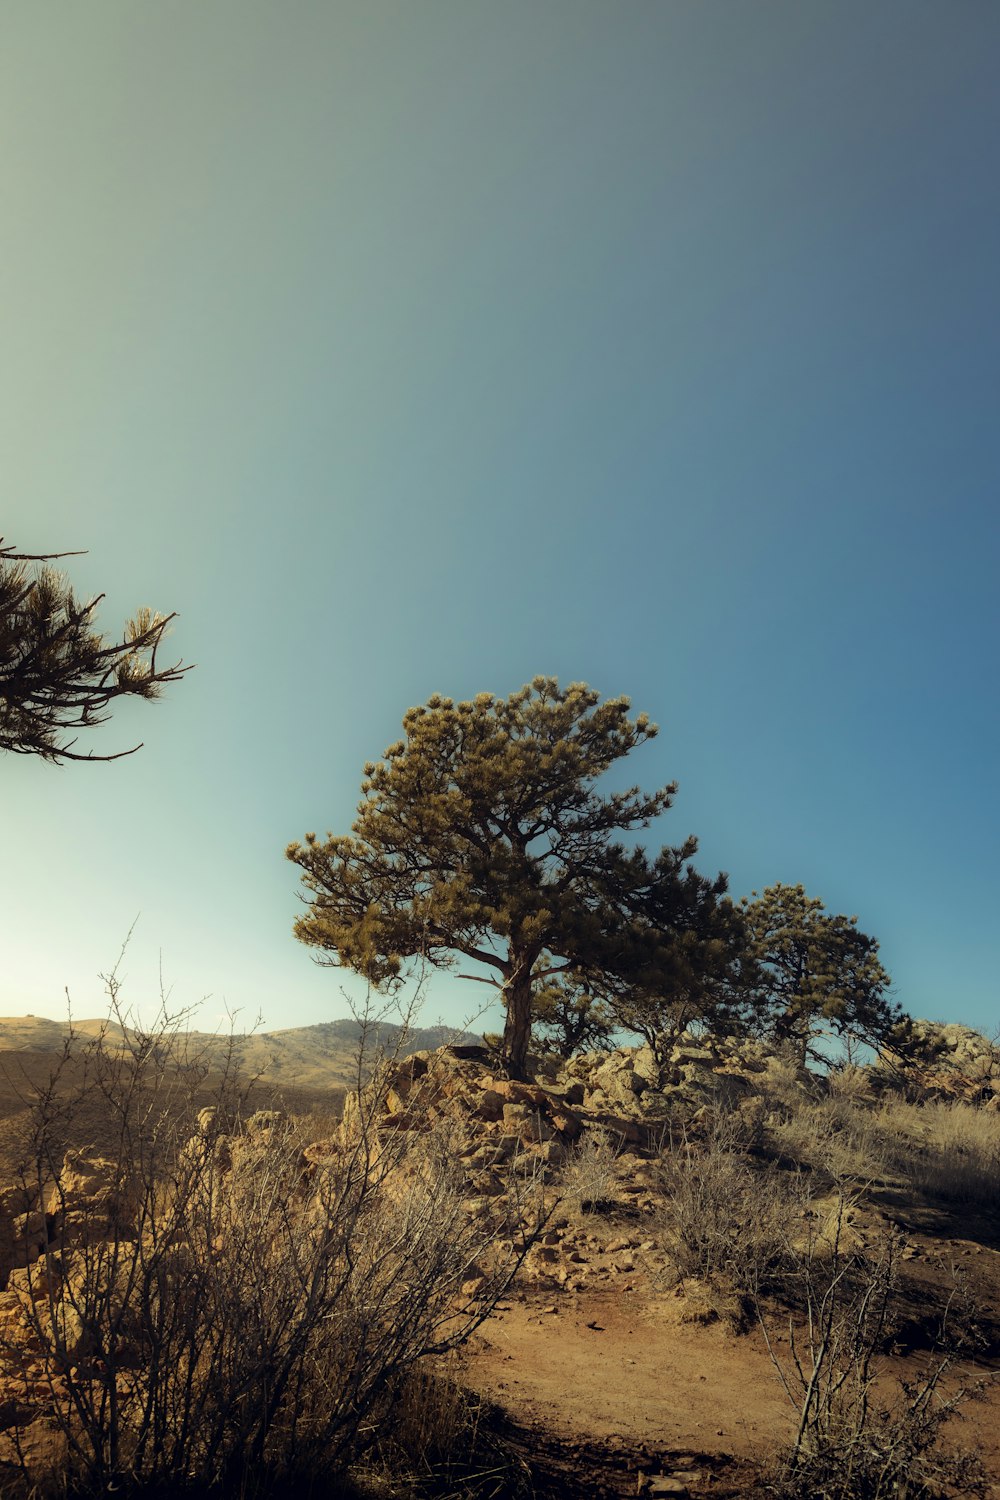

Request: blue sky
left=2, top=3, right=997, bottom=1036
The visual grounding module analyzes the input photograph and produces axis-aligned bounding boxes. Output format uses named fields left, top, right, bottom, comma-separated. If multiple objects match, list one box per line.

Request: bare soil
left=450, top=1220, right=1000, bottom=1499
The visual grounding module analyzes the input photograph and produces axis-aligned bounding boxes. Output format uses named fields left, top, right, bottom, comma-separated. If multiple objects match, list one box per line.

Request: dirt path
left=453, top=1278, right=1000, bottom=1498
left=450, top=1286, right=793, bottom=1497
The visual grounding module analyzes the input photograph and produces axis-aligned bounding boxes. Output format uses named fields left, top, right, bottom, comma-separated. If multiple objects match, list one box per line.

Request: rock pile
left=325, top=1037, right=814, bottom=1295
left=884, top=1021, right=1000, bottom=1106
left=557, top=1034, right=814, bottom=1117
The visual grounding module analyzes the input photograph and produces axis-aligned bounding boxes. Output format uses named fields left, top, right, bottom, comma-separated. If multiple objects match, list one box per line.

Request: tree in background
left=531, top=978, right=616, bottom=1058
left=606, top=887, right=757, bottom=1067
left=0, top=538, right=189, bottom=763
left=287, top=677, right=735, bottom=1076
left=740, top=882, right=902, bottom=1064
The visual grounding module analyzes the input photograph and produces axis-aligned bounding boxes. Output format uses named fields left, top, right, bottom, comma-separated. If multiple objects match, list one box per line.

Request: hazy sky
left=3, top=3, right=998, bottom=1037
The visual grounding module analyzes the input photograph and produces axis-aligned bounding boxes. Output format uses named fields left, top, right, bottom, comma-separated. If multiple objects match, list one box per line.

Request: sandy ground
left=452, top=1247, right=1000, bottom=1499
left=458, top=1286, right=792, bottom=1459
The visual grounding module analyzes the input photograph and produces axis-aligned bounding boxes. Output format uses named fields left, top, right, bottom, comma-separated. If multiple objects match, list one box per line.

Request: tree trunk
left=500, top=965, right=534, bottom=1079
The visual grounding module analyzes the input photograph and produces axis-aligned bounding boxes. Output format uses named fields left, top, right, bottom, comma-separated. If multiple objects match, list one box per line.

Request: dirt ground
left=451, top=1229, right=1000, bottom=1499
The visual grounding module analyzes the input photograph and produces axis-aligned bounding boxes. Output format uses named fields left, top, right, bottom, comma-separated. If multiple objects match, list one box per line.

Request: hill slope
left=0, top=1015, right=478, bottom=1091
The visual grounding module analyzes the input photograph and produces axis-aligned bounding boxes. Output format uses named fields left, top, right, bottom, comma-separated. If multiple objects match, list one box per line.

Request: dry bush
left=655, top=1112, right=810, bottom=1299
left=757, top=1197, right=988, bottom=1499
left=0, top=986, right=535, bottom=1498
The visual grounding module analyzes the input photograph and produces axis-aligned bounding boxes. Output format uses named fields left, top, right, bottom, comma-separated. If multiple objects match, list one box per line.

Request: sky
left=2, top=2, right=998, bottom=1039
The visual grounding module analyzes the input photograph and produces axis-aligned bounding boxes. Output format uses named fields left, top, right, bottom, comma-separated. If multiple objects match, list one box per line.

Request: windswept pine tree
left=288, top=677, right=739, bottom=1075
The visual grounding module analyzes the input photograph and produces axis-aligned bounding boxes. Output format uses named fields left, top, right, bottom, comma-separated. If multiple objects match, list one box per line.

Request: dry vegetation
left=0, top=1006, right=543, bottom=1499
left=0, top=1013, right=997, bottom=1499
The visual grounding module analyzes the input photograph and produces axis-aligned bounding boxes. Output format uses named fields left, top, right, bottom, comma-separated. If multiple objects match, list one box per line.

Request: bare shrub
left=0, top=981, right=533, bottom=1497
left=757, top=1196, right=988, bottom=1499
left=655, top=1113, right=809, bottom=1299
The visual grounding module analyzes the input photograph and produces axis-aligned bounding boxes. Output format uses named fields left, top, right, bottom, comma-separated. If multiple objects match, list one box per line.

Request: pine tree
left=531, top=979, right=616, bottom=1059
left=741, top=882, right=901, bottom=1063
left=287, top=677, right=736, bottom=1076
left=0, top=537, right=189, bottom=763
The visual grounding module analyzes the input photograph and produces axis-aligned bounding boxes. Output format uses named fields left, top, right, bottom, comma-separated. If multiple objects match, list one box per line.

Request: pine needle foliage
left=0, top=537, right=189, bottom=762
left=288, top=678, right=737, bottom=1075
left=741, top=883, right=902, bottom=1064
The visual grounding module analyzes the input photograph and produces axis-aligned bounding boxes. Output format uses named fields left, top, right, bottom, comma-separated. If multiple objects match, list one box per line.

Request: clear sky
left=2, top=3, right=997, bottom=1037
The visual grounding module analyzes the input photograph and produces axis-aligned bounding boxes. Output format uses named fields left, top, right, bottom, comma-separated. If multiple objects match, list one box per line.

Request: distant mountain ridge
left=0, top=1016, right=480, bottom=1092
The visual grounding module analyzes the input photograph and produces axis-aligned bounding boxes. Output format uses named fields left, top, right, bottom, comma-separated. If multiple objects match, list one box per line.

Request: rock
left=493, top=1080, right=549, bottom=1107
left=637, top=1476, right=689, bottom=1497
left=671, top=1046, right=715, bottom=1065
left=0, top=1187, right=35, bottom=1217
left=301, top=1140, right=339, bottom=1169
left=56, top=1152, right=118, bottom=1205
left=443, top=1044, right=492, bottom=1063
left=468, top=1171, right=505, bottom=1197
left=377, top=1110, right=430, bottom=1133
left=590, top=1055, right=645, bottom=1110
left=549, top=1108, right=582, bottom=1141
left=11, top=1212, right=51, bottom=1268
left=244, top=1109, right=287, bottom=1137
left=559, top=1081, right=586, bottom=1106
left=474, top=1089, right=506, bottom=1122
left=0, top=1210, right=14, bottom=1290
left=44, top=1303, right=91, bottom=1363
left=633, top=1044, right=661, bottom=1087
left=197, top=1106, right=222, bottom=1136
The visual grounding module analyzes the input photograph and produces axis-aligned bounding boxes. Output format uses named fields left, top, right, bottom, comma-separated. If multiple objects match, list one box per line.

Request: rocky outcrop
left=880, top=1021, right=1000, bottom=1106
left=556, top=1033, right=809, bottom=1118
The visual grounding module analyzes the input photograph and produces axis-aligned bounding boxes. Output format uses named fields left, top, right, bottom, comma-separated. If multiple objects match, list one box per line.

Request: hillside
left=0, top=1014, right=478, bottom=1092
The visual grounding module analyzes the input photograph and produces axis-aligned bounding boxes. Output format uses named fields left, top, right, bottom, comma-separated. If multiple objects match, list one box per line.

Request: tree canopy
left=605, top=888, right=755, bottom=1064
left=287, top=677, right=736, bottom=1075
left=740, top=882, right=901, bottom=1062
left=0, top=538, right=189, bottom=763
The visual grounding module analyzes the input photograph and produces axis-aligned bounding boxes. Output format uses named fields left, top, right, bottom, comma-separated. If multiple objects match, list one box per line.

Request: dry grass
left=762, top=1082, right=1000, bottom=1210
left=873, top=1097, right=1000, bottom=1208
left=369, top=1362, right=530, bottom=1500
left=767, top=1097, right=897, bottom=1187
left=562, top=1127, right=621, bottom=1214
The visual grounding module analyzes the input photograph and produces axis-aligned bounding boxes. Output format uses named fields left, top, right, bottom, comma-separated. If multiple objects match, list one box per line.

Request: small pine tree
left=531, top=979, right=616, bottom=1058
left=741, top=882, right=902, bottom=1063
